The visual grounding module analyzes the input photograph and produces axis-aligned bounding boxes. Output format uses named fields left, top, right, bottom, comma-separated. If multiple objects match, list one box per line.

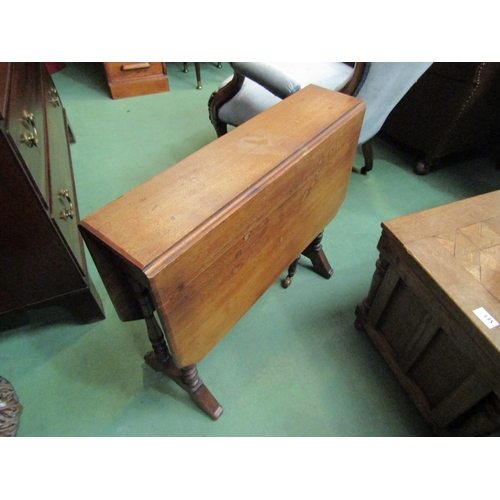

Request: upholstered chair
left=209, top=62, right=432, bottom=174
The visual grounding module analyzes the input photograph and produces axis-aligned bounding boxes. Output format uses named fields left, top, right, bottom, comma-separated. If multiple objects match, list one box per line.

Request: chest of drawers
left=0, top=62, right=104, bottom=324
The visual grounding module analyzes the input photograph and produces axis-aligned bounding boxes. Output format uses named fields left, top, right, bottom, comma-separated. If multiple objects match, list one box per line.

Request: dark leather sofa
left=381, top=62, right=500, bottom=174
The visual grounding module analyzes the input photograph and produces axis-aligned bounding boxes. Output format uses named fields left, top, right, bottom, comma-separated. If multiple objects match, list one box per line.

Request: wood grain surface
left=81, top=85, right=365, bottom=366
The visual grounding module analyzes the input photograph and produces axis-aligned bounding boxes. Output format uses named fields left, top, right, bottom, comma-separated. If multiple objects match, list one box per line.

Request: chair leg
left=359, top=140, right=374, bottom=174
left=195, top=62, right=202, bottom=89
left=414, top=153, right=440, bottom=175
left=183, top=62, right=202, bottom=89
left=208, top=72, right=245, bottom=137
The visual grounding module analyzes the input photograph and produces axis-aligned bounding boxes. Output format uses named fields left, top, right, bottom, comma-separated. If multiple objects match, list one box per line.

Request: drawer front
left=104, top=62, right=165, bottom=82
left=6, top=63, right=47, bottom=201
left=42, top=67, right=85, bottom=271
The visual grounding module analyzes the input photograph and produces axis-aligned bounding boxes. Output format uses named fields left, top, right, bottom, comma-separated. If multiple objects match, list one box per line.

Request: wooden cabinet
left=0, top=62, right=104, bottom=324
left=355, top=192, right=500, bottom=436
left=103, top=62, right=169, bottom=99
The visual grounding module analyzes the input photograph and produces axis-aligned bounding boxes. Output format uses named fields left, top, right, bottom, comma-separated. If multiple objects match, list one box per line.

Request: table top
left=81, top=85, right=364, bottom=272
left=80, top=84, right=365, bottom=366
left=382, top=190, right=500, bottom=355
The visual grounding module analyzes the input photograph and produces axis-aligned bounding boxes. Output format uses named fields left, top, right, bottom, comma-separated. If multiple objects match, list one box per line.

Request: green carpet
left=2, top=62, right=499, bottom=436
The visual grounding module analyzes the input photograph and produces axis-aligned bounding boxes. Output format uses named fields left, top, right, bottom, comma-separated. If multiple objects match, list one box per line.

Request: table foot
left=133, top=280, right=223, bottom=420
left=145, top=352, right=223, bottom=420
left=282, top=255, right=300, bottom=288
left=282, top=232, right=333, bottom=287
left=302, top=232, right=334, bottom=280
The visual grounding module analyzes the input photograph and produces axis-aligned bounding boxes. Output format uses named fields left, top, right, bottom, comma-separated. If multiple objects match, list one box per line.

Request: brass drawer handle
left=48, top=87, right=61, bottom=107
left=21, top=131, right=38, bottom=147
left=59, top=189, right=74, bottom=220
left=23, top=110, right=35, bottom=127
left=121, top=63, right=151, bottom=71
left=20, top=111, right=38, bottom=147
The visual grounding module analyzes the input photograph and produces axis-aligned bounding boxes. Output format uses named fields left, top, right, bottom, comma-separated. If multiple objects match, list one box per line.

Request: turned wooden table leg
left=282, top=255, right=301, bottom=288
left=132, top=280, right=223, bottom=420
left=283, top=232, right=333, bottom=287
left=181, top=365, right=223, bottom=420
left=144, top=352, right=223, bottom=420
left=133, top=282, right=171, bottom=365
left=302, top=232, right=334, bottom=280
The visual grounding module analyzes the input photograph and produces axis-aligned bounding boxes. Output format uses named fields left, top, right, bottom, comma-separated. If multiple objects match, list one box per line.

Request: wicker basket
left=0, top=376, right=23, bottom=437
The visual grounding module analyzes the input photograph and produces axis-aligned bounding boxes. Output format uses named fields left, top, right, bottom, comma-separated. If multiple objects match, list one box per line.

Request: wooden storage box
left=103, top=62, right=169, bottom=99
left=356, top=191, right=500, bottom=436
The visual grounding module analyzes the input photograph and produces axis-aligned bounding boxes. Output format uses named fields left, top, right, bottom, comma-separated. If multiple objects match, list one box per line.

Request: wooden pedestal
left=356, top=191, right=500, bottom=436
left=80, top=85, right=365, bottom=418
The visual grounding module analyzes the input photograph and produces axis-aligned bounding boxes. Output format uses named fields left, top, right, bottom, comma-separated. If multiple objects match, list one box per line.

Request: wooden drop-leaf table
left=80, top=85, right=365, bottom=419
